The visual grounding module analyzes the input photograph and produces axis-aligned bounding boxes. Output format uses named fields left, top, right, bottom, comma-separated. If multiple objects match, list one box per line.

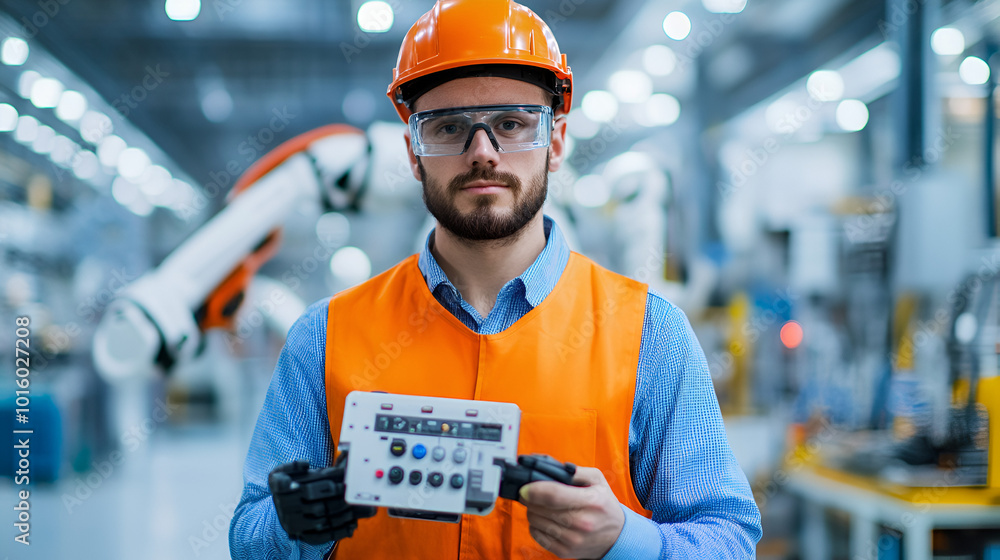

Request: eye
left=498, top=120, right=520, bottom=131
left=426, top=118, right=466, bottom=137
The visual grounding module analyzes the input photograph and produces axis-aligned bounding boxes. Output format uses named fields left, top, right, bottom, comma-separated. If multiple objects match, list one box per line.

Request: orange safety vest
left=325, top=251, right=652, bottom=559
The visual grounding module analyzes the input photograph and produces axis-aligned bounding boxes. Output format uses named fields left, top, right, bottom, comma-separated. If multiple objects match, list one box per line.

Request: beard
left=419, top=153, right=549, bottom=242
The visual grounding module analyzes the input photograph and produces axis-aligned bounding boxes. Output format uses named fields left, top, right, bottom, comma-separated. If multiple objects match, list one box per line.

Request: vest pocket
left=509, top=409, right=598, bottom=560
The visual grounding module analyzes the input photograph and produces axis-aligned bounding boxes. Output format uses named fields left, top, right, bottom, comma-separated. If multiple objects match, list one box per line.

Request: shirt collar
left=417, top=215, right=570, bottom=308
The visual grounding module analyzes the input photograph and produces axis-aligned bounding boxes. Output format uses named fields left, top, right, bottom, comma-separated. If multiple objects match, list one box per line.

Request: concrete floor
left=1, top=424, right=246, bottom=560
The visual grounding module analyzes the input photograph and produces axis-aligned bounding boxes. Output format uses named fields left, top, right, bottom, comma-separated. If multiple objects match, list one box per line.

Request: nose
left=464, top=127, right=499, bottom=167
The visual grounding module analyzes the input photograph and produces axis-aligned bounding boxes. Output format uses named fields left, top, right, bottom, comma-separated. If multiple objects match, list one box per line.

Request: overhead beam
left=701, top=0, right=887, bottom=127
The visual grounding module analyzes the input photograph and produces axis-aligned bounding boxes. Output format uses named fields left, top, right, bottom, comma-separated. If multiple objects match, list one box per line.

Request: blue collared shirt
left=230, top=216, right=762, bottom=559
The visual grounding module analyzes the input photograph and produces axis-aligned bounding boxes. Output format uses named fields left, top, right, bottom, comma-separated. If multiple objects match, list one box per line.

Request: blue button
left=412, top=444, right=427, bottom=459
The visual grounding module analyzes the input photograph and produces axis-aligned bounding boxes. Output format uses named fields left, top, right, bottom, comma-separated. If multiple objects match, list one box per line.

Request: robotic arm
left=93, top=125, right=369, bottom=381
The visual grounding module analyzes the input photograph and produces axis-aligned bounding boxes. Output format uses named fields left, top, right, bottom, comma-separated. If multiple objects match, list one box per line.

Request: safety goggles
left=408, top=104, right=553, bottom=156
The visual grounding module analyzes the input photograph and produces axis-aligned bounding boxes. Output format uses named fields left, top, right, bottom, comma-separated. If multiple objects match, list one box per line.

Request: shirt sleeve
left=603, top=291, right=762, bottom=560
left=229, top=298, right=337, bottom=560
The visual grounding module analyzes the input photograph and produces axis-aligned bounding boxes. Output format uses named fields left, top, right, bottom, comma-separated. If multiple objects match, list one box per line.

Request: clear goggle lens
left=409, top=104, right=553, bottom=156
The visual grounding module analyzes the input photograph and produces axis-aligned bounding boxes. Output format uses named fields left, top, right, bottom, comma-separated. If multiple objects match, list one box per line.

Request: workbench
left=786, top=467, right=1000, bottom=560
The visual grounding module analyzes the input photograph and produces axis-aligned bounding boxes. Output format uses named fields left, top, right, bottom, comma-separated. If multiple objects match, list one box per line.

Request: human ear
left=547, top=116, right=568, bottom=172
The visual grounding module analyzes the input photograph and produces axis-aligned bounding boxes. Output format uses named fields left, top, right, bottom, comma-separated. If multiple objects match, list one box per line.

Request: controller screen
left=374, top=414, right=504, bottom=442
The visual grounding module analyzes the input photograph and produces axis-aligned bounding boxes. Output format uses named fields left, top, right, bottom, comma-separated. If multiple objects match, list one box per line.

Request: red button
left=375, top=469, right=384, bottom=479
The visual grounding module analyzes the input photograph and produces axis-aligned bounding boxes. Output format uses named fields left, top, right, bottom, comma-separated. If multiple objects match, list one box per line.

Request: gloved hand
left=268, top=452, right=377, bottom=545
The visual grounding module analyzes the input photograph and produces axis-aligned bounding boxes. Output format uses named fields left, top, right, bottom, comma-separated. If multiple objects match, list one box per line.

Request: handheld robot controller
left=269, top=392, right=584, bottom=543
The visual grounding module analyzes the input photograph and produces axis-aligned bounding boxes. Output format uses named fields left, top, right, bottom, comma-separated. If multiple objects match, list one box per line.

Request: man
left=230, top=0, right=762, bottom=558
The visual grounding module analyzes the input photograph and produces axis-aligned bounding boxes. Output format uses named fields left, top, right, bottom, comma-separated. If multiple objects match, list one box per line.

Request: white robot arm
left=93, top=125, right=369, bottom=381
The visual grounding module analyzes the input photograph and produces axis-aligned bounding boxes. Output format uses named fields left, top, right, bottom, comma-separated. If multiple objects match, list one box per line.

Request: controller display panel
left=339, top=391, right=521, bottom=521
left=374, top=414, right=504, bottom=441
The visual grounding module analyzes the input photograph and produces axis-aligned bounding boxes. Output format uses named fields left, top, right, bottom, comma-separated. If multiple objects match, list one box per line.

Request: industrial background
left=0, top=0, right=999, bottom=558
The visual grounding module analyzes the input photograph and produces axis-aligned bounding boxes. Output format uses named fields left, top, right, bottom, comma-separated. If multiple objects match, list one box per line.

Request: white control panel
left=338, top=391, right=521, bottom=522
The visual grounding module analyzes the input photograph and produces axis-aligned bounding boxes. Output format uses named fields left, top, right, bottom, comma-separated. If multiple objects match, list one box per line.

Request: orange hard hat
left=387, top=0, right=573, bottom=123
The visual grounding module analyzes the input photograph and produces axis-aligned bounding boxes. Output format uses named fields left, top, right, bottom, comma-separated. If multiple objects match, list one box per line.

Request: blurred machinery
left=796, top=184, right=997, bottom=479
left=775, top=205, right=1000, bottom=560
left=869, top=264, right=999, bottom=491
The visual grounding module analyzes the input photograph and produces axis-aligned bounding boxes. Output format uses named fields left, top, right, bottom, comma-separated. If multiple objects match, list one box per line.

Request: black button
left=450, top=473, right=464, bottom=489
left=388, top=466, right=404, bottom=484
left=409, top=470, right=423, bottom=485
left=390, top=438, right=406, bottom=457
left=428, top=472, right=444, bottom=487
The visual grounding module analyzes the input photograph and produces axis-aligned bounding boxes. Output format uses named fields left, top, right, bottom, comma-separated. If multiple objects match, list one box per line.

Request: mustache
left=447, top=166, right=522, bottom=193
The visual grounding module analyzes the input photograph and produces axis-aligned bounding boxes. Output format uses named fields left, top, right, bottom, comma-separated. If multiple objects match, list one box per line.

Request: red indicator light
left=780, top=321, right=804, bottom=349
left=375, top=469, right=384, bottom=479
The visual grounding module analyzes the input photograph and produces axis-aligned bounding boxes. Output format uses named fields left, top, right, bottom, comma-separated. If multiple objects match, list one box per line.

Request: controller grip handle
left=497, top=453, right=585, bottom=501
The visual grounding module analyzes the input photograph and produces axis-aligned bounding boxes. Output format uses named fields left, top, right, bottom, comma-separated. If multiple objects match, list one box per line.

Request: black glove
left=268, top=452, right=377, bottom=545
left=497, top=453, right=586, bottom=502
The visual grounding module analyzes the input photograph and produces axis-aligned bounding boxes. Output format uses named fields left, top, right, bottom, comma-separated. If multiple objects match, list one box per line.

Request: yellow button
left=442, top=423, right=450, bottom=433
